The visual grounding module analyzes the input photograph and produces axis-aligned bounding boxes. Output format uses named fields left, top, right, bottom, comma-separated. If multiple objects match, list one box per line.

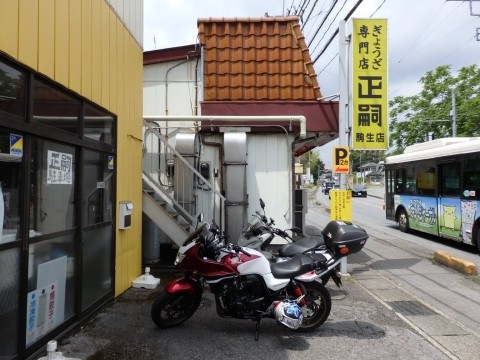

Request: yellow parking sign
left=333, top=146, right=350, bottom=174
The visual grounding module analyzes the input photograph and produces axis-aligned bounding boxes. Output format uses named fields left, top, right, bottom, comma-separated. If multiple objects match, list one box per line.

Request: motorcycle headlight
left=174, top=253, right=186, bottom=265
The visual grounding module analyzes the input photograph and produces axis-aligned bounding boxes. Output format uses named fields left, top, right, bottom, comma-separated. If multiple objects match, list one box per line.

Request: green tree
left=350, top=150, right=385, bottom=172
left=0, top=68, right=17, bottom=96
left=389, top=64, right=480, bottom=151
left=299, top=151, right=325, bottom=184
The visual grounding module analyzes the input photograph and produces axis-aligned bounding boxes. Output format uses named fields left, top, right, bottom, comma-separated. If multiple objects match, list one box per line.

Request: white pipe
left=143, top=115, right=307, bottom=138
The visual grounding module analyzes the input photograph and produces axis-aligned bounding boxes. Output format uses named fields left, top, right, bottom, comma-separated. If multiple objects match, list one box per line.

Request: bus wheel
left=398, top=209, right=409, bottom=233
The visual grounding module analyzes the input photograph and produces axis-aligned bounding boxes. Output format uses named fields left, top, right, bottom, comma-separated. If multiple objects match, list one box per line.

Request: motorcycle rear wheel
left=151, top=291, right=201, bottom=328
left=296, top=281, right=331, bottom=332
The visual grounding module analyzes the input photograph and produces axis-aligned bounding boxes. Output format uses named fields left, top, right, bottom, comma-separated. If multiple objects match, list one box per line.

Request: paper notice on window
left=47, top=150, right=73, bottom=184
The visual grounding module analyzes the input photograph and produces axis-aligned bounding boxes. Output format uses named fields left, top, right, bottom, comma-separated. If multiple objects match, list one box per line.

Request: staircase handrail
left=143, top=119, right=226, bottom=231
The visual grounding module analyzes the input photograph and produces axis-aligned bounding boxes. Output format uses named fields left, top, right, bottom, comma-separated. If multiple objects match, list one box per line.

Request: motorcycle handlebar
left=237, top=245, right=251, bottom=257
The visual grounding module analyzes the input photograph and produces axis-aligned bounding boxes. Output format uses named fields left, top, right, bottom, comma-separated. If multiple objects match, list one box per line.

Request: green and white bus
left=384, top=137, right=480, bottom=251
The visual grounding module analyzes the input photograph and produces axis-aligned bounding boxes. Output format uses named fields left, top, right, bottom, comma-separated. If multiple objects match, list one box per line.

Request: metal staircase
left=142, top=120, right=226, bottom=248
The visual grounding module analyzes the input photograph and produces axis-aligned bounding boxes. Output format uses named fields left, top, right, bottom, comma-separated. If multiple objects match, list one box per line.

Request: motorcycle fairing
left=219, top=248, right=291, bottom=292
left=179, top=243, right=238, bottom=276
left=232, top=247, right=272, bottom=276
left=261, top=273, right=290, bottom=291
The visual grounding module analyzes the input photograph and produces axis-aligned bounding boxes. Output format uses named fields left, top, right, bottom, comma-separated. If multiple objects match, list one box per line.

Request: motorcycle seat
left=278, top=235, right=325, bottom=257
left=270, top=254, right=318, bottom=279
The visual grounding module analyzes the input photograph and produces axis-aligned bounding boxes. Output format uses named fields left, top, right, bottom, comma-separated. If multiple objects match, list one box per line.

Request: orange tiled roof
left=197, top=16, right=322, bottom=102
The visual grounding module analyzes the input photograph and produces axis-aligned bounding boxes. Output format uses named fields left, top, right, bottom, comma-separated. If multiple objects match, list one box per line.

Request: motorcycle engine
left=215, top=275, right=266, bottom=318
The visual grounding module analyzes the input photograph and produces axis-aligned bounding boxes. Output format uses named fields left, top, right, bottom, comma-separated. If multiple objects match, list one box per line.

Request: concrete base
left=433, top=251, right=478, bottom=275
left=132, top=267, right=161, bottom=289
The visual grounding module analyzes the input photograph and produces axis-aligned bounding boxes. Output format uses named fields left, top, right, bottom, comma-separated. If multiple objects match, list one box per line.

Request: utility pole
left=451, top=87, right=457, bottom=137
left=338, top=20, right=350, bottom=275
left=424, top=88, right=457, bottom=138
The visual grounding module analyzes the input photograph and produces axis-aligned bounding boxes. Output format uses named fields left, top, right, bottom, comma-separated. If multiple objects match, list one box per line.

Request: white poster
left=26, top=282, right=57, bottom=346
left=47, top=150, right=73, bottom=184
left=26, top=255, right=68, bottom=346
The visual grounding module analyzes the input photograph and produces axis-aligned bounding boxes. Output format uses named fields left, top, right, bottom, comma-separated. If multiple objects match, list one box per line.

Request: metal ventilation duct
left=223, top=132, right=248, bottom=243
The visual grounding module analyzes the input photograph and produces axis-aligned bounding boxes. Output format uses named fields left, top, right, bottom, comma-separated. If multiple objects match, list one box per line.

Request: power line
left=307, top=0, right=339, bottom=48
left=317, top=52, right=339, bottom=74
left=394, top=1, right=447, bottom=67
left=310, top=0, right=349, bottom=54
left=370, top=0, right=388, bottom=16
left=298, top=0, right=311, bottom=17
left=303, top=1, right=330, bottom=38
left=301, top=0, right=324, bottom=30
left=312, top=0, right=365, bottom=64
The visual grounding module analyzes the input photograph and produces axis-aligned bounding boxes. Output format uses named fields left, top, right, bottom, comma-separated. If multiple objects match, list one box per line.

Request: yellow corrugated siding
left=101, top=3, right=111, bottom=107
left=109, top=12, right=118, bottom=109
left=81, top=0, right=92, bottom=98
left=0, top=1, right=143, bottom=297
left=38, top=0, right=55, bottom=78
left=69, top=0, right=82, bottom=93
left=0, top=1, right=18, bottom=56
left=18, top=0, right=38, bottom=68
left=54, top=0, right=69, bottom=85
left=91, top=0, right=102, bottom=104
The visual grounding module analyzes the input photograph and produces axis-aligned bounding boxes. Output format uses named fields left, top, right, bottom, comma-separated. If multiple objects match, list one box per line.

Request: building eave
left=143, top=44, right=200, bottom=65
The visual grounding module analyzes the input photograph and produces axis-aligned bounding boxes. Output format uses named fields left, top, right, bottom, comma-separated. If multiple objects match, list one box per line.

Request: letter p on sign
left=333, top=146, right=350, bottom=174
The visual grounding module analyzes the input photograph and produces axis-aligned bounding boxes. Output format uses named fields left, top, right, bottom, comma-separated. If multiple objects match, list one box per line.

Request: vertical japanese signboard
left=352, top=18, right=388, bottom=150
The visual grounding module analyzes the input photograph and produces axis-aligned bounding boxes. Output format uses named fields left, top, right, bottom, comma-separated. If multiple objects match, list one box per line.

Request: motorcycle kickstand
left=254, top=316, right=262, bottom=341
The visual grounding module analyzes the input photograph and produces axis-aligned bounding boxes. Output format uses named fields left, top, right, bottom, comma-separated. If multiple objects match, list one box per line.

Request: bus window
left=394, top=168, right=405, bottom=193
left=440, top=162, right=461, bottom=196
left=404, top=164, right=416, bottom=195
left=464, top=153, right=480, bottom=200
left=416, top=161, right=435, bottom=196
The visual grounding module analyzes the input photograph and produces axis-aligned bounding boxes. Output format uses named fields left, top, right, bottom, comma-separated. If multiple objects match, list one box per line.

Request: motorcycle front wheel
left=151, top=291, right=202, bottom=328
left=296, top=281, right=331, bottom=332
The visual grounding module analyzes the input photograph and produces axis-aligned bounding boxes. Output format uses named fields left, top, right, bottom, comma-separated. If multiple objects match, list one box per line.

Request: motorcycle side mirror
left=290, top=227, right=303, bottom=235
left=196, top=213, right=204, bottom=227
left=259, top=198, right=265, bottom=210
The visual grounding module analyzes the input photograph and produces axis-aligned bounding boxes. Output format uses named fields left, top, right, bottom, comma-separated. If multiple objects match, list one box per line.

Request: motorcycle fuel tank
left=222, top=247, right=271, bottom=275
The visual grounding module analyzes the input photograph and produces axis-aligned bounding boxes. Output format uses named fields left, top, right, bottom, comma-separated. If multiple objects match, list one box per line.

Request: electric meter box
left=119, top=201, right=133, bottom=229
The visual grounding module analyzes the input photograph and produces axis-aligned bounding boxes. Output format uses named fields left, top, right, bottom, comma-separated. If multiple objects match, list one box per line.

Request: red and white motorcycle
left=151, top=216, right=368, bottom=340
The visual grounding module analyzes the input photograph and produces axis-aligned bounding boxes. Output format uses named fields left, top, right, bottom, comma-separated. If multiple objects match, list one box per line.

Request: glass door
left=0, top=129, right=23, bottom=358
left=385, top=168, right=395, bottom=219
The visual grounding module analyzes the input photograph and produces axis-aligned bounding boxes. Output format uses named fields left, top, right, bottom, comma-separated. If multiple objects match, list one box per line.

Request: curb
left=433, top=251, right=478, bottom=276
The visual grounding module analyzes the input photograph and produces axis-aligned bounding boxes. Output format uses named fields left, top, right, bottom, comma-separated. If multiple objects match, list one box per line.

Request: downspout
left=165, top=58, right=191, bottom=116
left=194, top=55, right=200, bottom=116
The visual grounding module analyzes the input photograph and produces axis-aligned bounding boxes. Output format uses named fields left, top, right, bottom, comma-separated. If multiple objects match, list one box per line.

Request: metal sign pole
left=338, top=20, right=350, bottom=276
